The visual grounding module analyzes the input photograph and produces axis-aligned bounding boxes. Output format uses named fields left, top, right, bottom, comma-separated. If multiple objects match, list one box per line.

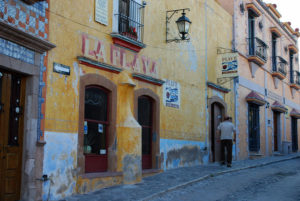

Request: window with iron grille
left=116, top=0, right=145, bottom=42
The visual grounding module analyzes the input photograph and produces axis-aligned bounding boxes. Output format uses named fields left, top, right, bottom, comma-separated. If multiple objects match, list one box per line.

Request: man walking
left=217, top=116, right=236, bottom=167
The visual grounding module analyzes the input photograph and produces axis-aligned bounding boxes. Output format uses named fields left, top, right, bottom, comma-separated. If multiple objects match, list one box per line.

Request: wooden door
left=273, top=112, right=279, bottom=152
left=291, top=117, right=298, bottom=152
left=0, top=71, right=25, bottom=201
left=211, top=103, right=223, bottom=162
left=249, top=104, right=260, bottom=152
left=138, top=96, right=153, bottom=169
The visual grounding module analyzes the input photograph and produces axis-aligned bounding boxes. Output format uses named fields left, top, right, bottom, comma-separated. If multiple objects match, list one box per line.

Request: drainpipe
left=204, top=0, right=209, bottom=153
left=233, top=0, right=238, bottom=160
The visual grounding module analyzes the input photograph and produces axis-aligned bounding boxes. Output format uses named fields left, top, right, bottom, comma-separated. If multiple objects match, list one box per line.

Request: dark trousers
left=221, top=139, right=233, bottom=164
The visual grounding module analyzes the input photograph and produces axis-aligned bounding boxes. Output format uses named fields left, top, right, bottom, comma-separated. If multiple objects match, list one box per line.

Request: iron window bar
left=291, top=70, right=300, bottom=85
left=272, top=56, right=287, bottom=76
left=116, top=0, right=145, bottom=42
left=247, top=37, right=268, bottom=62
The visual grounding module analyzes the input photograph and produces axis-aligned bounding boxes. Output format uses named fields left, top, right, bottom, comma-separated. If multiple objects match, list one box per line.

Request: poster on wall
left=95, top=0, right=108, bottom=25
left=221, top=53, right=238, bottom=78
left=163, top=79, right=180, bottom=109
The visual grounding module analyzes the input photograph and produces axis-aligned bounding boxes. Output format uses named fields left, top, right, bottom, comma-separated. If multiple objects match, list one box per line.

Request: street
left=152, top=158, right=300, bottom=201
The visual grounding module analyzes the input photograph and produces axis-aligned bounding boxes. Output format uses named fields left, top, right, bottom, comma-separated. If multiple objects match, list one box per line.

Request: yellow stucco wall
left=43, top=0, right=233, bottom=199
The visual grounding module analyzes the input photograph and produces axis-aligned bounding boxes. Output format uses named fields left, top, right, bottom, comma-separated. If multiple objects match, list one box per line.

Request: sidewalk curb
left=139, top=155, right=300, bottom=201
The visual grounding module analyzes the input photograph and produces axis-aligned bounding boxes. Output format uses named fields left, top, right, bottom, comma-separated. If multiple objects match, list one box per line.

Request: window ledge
left=77, top=56, right=123, bottom=74
left=110, top=33, right=146, bottom=52
left=290, top=83, right=300, bottom=90
left=80, top=171, right=123, bottom=179
left=248, top=56, right=266, bottom=66
left=271, top=72, right=286, bottom=80
left=132, top=73, right=165, bottom=86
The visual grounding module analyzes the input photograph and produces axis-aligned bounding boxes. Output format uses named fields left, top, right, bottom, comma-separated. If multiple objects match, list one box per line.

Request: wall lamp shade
left=166, top=8, right=191, bottom=43
left=176, top=13, right=191, bottom=40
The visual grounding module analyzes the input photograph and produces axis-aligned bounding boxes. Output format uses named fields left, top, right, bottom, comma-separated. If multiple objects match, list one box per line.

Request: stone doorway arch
left=208, top=96, right=227, bottom=162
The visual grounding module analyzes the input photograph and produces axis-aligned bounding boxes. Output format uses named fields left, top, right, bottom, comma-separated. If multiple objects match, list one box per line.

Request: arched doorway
left=208, top=96, right=227, bottom=163
left=138, top=95, right=153, bottom=169
left=211, top=103, right=225, bottom=162
left=134, top=88, right=160, bottom=170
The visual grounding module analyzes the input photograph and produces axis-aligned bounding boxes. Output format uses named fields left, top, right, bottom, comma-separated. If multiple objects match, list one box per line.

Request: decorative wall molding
left=0, top=21, right=55, bottom=53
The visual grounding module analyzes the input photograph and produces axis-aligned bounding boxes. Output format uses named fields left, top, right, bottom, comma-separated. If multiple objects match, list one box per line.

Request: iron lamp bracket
left=166, top=8, right=190, bottom=43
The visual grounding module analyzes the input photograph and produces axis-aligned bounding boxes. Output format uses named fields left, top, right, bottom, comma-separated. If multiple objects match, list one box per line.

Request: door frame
left=0, top=53, right=42, bottom=200
left=208, top=96, right=227, bottom=163
left=134, top=88, right=160, bottom=170
left=78, top=74, right=118, bottom=174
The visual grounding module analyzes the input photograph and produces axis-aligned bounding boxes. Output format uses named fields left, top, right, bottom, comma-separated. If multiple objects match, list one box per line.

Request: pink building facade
left=218, top=0, right=300, bottom=159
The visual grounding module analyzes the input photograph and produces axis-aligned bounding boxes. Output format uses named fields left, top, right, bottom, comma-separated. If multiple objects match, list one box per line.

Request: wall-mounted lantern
left=166, top=8, right=192, bottom=43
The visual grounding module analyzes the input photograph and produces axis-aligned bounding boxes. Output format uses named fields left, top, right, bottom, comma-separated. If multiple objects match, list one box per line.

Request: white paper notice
left=95, top=0, right=108, bottom=25
left=100, top=149, right=106, bottom=155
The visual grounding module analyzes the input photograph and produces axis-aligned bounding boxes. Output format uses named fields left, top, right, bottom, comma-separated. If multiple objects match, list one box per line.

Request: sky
left=265, top=0, right=300, bottom=31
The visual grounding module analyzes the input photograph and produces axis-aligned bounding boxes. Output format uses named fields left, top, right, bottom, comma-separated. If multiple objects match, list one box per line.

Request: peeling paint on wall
left=178, top=42, right=199, bottom=72
left=42, top=132, right=78, bottom=201
left=122, top=154, right=141, bottom=184
left=160, top=139, right=209, bottom=170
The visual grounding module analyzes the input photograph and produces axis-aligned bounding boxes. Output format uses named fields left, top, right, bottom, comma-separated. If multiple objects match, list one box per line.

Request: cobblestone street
left=64, top=153, right=300, bottom=201
left=152, top=158, right=300, bottom=201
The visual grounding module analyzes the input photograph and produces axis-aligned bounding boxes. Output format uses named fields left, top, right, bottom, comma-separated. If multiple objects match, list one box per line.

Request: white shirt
left=217, top=121, right=236, bottom=140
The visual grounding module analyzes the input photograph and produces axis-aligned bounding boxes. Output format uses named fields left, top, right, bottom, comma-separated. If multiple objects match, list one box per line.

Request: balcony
left=271, top=56, right=287, bottom=80
left=247, top=37, right=268, bottom=66
left=290, top=70, right=300, bottom=90
left=111, top=0, right=146, bottom=52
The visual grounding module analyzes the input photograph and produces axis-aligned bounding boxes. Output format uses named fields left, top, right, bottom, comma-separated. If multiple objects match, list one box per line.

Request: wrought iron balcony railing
left=116, top=0, right=144, bottom=43
left=248, top=37, right=268, bottom=62
left=272, top=56, right=287, bottom=76
left=290, top=70, right=300, bottom=85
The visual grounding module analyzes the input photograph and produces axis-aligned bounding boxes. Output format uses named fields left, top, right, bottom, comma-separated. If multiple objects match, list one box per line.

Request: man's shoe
left=220, top=162, right=225, bottom=166
left=227, top=164, right=232, bottom=167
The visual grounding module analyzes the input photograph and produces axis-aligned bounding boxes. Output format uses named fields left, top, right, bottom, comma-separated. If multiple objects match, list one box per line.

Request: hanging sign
left=163, top=79, right=180, bottom=109
left=95, top=0, right=108, bottom=25
left=221, top=53, right=238, bottom=78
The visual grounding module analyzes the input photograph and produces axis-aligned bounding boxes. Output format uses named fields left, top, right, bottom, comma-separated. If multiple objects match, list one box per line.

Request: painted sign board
left=95, top=0, right=108, bottom=25
left=163, top=79, right=180, bottom=109
left=81, top=33, right=159, bottom=78
left=221, top=53, right=238, bottom=78
left=53, top=62, right=71, bottom=75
